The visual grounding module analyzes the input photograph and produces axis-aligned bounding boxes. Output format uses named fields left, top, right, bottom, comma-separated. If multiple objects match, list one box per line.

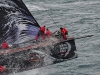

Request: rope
left=76, top=34, right=94, bottom=51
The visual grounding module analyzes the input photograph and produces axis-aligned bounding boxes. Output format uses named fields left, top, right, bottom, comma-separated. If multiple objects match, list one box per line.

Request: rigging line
left=76, top=23, right=98, bottom=49
left=39, top=0, right=58, bottom=27
left=77, top=36, right=93, bottom=50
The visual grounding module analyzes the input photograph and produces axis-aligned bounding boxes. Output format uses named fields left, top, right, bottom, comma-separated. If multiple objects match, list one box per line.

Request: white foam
left=71, top=1, right=100, bottom=5
left=9, top=69, right=40, bottom=75
left=26, top=4, right=45, bottom=11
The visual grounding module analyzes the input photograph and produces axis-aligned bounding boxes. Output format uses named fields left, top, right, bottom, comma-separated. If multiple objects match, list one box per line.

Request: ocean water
left=11, top=0, right=100, bottom=75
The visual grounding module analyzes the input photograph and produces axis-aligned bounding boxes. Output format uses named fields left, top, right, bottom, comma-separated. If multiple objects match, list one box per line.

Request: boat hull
left=0, top=38, right=77, bottom=74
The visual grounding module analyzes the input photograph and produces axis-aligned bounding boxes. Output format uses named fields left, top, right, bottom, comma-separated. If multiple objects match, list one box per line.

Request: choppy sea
left=11, top=0, right=100, bottom=75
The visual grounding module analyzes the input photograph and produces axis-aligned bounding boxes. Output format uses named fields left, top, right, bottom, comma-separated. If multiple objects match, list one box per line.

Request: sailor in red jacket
left=1, top=41, right=9, bottom=49
left=60, top=27, right=68, bottom=40
left=45, top=28, right=52, bottom=38
left=40, top=26, right=45, bottom=33
left=0, top=65, right=7, bottom=72
left=35, top=26, right=46, bottom=40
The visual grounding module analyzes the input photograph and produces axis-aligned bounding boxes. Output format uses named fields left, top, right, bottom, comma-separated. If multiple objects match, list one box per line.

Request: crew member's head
left=60, top=27, right=63, bottom=30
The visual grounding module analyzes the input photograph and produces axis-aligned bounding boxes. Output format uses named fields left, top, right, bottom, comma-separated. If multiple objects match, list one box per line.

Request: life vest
left=0, top=65, right=6, bottom=72
left=1, top=41, right=9, bottom=49
left=40, top=26, right=45, bottom=33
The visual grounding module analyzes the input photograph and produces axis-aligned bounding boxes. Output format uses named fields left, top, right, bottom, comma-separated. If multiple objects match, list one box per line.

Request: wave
left=26, top=4, right=46, bottom=11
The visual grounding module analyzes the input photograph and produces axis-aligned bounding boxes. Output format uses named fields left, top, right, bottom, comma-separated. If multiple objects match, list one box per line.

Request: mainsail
left=0, top=0, right=40, bottom=44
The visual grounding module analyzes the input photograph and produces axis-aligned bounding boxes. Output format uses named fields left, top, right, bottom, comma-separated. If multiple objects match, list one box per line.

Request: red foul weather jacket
left=45, top=30, right=52, bottom=37
left=0, top=65, right=6, bottom=72
left=61, top=28, right=68, bottom=35
left=1, top=41, right=9, bottom=49
left=40, top=26, right=45, bottom=33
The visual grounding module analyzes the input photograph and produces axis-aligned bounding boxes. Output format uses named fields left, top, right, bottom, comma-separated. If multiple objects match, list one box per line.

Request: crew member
left=60, top=27, right=68, bottom=40
left=45, top=28, right=52, bottom=38
left=1, top=41, right=9, bottom=49
left=0, top=65, right=6, bottom=72
left=35, top=26, right=46, bottom=40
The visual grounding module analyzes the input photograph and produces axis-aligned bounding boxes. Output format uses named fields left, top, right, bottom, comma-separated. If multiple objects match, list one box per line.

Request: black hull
left=0, top=38, right=77, bottom=74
